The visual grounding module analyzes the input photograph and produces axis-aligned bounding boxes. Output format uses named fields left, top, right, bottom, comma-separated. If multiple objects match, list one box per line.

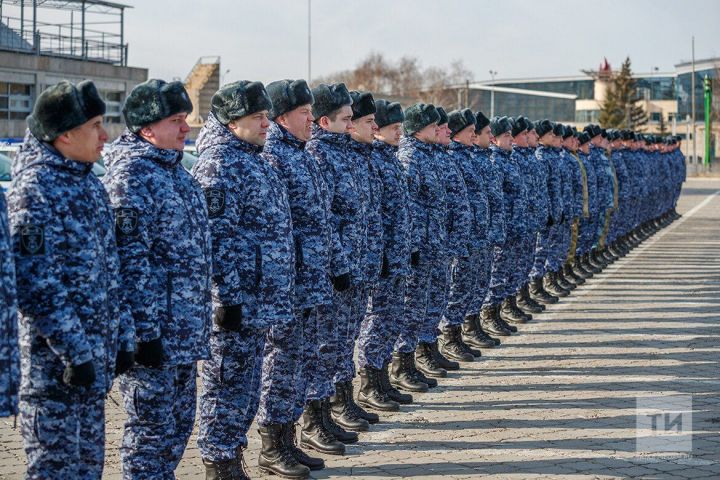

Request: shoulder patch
left=115, top=208, right=139, bottom=236
left=205, top=188, right=225, bottom=217
left=19, top=224, right=45, bottom=256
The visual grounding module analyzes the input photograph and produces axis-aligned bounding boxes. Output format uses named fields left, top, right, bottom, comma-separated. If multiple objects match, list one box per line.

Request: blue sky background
left=120, top=0, right=719, bottom=84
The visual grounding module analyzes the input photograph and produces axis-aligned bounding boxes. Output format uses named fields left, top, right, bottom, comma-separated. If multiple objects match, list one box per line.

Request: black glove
left=135, top=338, right=164, bottom=368
left=410, top=250, right=420, bottom=267
left=380, top=254, right=390, bottom=278
left=115, top=350, right=135, bottom=376
left=332, top=272, right=351, bottom=292
left=214, top=304, right=243, bottom=332
left=546, top=215, right=555, bottom=227
left=63, top=360, right=96, bottom=387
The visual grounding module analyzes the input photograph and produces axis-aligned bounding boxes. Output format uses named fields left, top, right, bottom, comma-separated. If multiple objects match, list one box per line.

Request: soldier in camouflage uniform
left=191, top=81, right=307, bottom=479
left=262, top=79, right=346, bottom=461
left=428, top=108, right=475, bottom=367
left=306, top=83, right=370, bottom=442
left=436, top=109, right=497, bottom=364
left=10, top=80, right=134, bottom=479
left=479, top=116, right=528, bottom=336
left=103, top=79, right=213, bottom=480
left=392, top=103, right=445, bottom=393
left=356, top=99, right=414, bottom=410
left=0, top=179, right=18, bottom=420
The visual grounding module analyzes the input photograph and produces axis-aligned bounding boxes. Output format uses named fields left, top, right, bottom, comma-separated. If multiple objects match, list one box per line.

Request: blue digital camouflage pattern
left=192, top=112, right=294, bottom=458
left=118, top=363, right=197, bottom=478
left=395, top=135, right=447, bottom=352
left=440, top=140, right=489, bottom=327
left=357, top=140, right=411, bottom=369
left=0, top=192, right=19, bottom=418
left=9, top=131, right=134, bottom=479
left=306, top=124, right=369, bottom=386
left=103, top=128, right=212, bottom=479
left=531, top=145, right=565, bottom=278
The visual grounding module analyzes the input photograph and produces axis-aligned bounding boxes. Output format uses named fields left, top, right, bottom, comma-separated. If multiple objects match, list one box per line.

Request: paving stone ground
left=1, top=178, right=719, bottom=479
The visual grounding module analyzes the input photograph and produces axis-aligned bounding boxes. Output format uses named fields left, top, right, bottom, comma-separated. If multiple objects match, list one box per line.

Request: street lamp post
left=489, top=70, right=498, bottom=118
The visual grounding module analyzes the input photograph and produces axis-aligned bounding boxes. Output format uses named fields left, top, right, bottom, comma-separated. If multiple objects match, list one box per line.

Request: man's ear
left=318, top=116, right=330, bottom=129
left=139, top=125, right=154, bottom=139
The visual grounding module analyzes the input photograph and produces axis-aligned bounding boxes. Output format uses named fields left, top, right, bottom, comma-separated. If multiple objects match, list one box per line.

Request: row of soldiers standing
left=0, top=75, right=685, bottom=479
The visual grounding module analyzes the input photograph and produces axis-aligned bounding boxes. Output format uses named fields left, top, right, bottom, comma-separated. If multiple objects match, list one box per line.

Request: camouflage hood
left=12, top=130, right=93, bottom=178
left=103, top=128, right=183, bottom=170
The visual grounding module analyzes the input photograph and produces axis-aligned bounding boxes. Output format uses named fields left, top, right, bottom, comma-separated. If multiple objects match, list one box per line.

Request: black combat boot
left=544, top=271, right=569, bottom=297
left=500, top=297, right=529, bottom=324
left=429, top=340, right=462, bottom=369
left=530, top=277, right=559, bottom=304
left=582, top=253, right=602, bottom=274
left=258, top=423, right=311, bottom=479
left=517, top=283, right=545, bottom=312
left=282, top=422, right=324, bottom=471
left=555, top=268, right=576, bottom=291
left=343, top=380, right=379, bottom=424
left=572, top=257, right=593, bottom=279
left=300, top=400, right=345, bottom=455
left=602, top=247, right=618, bottom=262
left=461, top=315, right=497, bottom=348
left=329, top=383, right=369, bottom=432
left=480, top=304, right=513, bottom=336
left=415, top=342, right=448, bottom=378
left=380, top=361, right=413, bottom=404
left=358, top=367, right=400, bottom=412
left=590, top=249, right=608, bottom=269
left=564, top=263, right=585, bottom=285
left=321, top=398, right=359, bottom=443
left=438, top=325, right=475, bottom=362
left=390, top=351, right=429, bottom=392
left=203, top=449, right=250, bottom=480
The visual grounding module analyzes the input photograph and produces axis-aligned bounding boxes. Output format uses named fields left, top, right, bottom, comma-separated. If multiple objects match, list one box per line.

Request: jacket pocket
left=254, top=244, right=263, bottom=290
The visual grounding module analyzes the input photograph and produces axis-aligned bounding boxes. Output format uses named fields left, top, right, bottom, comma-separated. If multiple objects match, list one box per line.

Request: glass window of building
left=0, top=82, right=33, bottom=120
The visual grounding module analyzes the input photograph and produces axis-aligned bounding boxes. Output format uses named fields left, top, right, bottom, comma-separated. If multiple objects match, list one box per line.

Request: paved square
left=1, top=178, right=719, bottom=479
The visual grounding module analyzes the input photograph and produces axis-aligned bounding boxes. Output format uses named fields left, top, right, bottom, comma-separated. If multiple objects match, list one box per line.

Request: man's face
left=590, top=135, right=603, bottom=147
left=453, top=125, right=476, bottom=147
left=562, top=136, right=573, bottom=149
left=375, top=123, right=402, bottom=146
left=513, top=130, right=528, bottom=147
left=496, top=131, right=513, bottom=151
left=277, top=103, right=314, bottom=142
left=140, top=112, right=190, bottom=151
left=580, top=143, right=590, bottom=154
left=436, top=123, right=451, bottom=145
left=414, top=122, right=438, bottom=144
left=321, top=105, right=353, bottom=134
left=351, top=113, right=377, bottom=144
left=54, top=114, right=108, bottom=163
left=474, top=126, right=491, bottom=148
left=527, top=130, right=539, bottom=147
left=228, top=110, right=270, bottom=146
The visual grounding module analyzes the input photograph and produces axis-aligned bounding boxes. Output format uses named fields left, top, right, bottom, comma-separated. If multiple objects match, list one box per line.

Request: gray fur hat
left=123, top=79, right=193, bottom=132
left=490, top=116, right=513, bottom=137
left=27, top=80, right=106, bottom=142
left=266, top=79, right=314, bottom=120
left=447, top=108, right=476, bottom=137
left=211, top=81, right=273, bottom=125
left=403, top=103, right=440, bottom=136
left=311, top=83, right=352, bottom=120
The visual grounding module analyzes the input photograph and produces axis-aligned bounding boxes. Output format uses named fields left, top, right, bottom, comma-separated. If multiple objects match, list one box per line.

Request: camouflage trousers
left=511, top=233, right=538, bottom=292
left=294, top=307, right=320, bottom=417
left=256, top=314, right=303, bottom=426
left=333, top=285, right=368, bottom=384
left=119, top=363, right=197, bottom=480
left=545, top=220, right=572, bottom=272
left=20, top=390, right=105, bottom=479
left=483, top=237, right=523, bottom=307
left=198, top=326, right=267, bottom=461
left=393, top=250, right=448, bottom=353
left=440, top=244, right=491, bottom=329
left=578, top=216, right=599, bottom=257
left=356, top=275, right=406, bottom=370
left=530, top=226, right=552, bottom=280
left=416, top=255, right=450, bottom=344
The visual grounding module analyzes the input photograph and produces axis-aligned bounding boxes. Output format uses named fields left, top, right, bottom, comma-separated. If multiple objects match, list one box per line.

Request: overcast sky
left=118, top=0, right=718, bottom=84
